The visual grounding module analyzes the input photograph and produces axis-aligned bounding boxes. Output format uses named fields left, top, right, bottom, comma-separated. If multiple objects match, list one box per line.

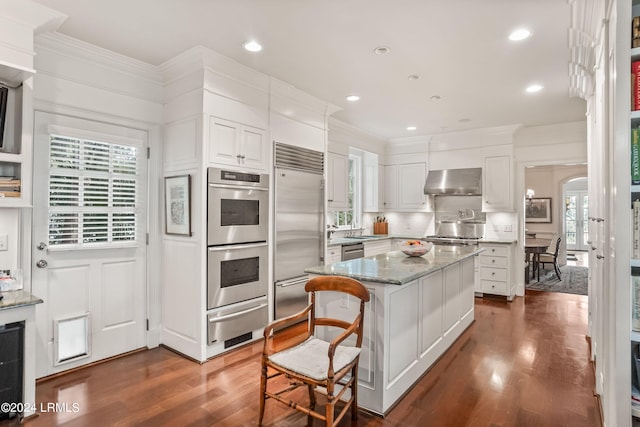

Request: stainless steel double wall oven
left=206, top=168, right=269, bottom=347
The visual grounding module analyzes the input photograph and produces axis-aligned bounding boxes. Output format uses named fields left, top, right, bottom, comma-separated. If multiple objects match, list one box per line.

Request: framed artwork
left=164, top=175, right=192, bottom=236
left=525, top=197, right=552, bottom=223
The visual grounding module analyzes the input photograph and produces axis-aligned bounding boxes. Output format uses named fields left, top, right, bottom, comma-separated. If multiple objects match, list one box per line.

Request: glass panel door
left=565, top=190, right=589, bottom=251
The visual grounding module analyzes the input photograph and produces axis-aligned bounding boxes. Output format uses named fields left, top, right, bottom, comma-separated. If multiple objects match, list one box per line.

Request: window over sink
left=333, top=153, right=361, bottom=229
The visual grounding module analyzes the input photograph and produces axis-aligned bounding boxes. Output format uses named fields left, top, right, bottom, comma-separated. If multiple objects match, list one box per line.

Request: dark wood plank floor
left=4, top=290, right=601, bottom=427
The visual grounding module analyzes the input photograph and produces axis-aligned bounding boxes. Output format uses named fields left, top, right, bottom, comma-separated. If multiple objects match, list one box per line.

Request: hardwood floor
left=3, top=290, right=601, bottom=427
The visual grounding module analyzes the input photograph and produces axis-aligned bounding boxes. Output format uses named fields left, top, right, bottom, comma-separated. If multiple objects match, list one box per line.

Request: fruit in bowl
left=399, top=240, right=433, bottom=257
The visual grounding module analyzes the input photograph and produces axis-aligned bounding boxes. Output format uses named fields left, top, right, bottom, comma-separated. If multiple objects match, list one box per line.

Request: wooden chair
left=539, top=237, right=562, bottom=280
left=259, top=276, right=370, bottom=427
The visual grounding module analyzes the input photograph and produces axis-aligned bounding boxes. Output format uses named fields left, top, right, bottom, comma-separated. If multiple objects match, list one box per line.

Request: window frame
left=333, top=153, right=362, bottom=229
left=45, top=126, right=143, bottom=251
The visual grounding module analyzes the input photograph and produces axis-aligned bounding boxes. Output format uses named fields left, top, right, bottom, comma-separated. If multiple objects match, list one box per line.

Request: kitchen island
left=305, top=245, right=482, bottom=415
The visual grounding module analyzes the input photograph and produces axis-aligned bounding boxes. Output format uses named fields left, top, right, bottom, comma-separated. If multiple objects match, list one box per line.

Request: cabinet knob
left=491, top=259, right=495, bottom=263
left=596, top=254, right=605, bottom=260
left=491, top=272, right=495, bottom=276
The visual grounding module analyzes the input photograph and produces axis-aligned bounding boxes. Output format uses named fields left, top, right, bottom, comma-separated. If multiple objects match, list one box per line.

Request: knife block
left=373, top=222, right=388, bottom=235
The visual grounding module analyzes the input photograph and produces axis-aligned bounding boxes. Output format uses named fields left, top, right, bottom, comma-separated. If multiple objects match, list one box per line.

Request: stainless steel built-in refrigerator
left=273, top=143, right=324, bottom=321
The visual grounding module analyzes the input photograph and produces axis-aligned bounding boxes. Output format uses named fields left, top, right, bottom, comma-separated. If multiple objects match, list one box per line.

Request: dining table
left=525, top=238, right=551, bottom=282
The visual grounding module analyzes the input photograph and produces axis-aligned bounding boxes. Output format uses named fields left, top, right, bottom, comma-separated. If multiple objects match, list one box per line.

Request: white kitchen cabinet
left=482, top=155, right=512, bottom=212
left=326, top=245, right=341, bottom=265
left=364, top=239, right=391, bottom=257
left=327, top=152, right=348, bottom=210
left=208, top=116, right=267, bottom=171
left=478, top=243, right=514, bottom=300
left=313, top=254, right=475, bottom=415
left=383, top=163, right=429, bottom=211
left=363, top=152, right=381, bottom=212
left=382, top=164, right=397, bottom=209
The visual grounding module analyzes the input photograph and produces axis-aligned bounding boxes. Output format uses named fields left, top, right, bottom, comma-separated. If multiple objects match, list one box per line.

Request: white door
left=565, top=190, right=589, bottom=251
left=32, top=112, right=147, bottom=378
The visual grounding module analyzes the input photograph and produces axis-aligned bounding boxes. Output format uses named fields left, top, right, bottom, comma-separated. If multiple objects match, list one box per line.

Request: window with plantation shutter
left=48, top=134, right=140, bottom=249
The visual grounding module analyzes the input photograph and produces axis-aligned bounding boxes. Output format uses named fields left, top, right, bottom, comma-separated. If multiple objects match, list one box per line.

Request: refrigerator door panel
left=274, top=169, right=324, bottom=281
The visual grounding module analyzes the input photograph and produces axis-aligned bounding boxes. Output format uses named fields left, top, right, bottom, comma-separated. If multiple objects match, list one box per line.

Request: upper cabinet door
left=208, top=116, right=267, bottom=172
left=397, top=163, right=427, bottom=210
left=383, top=163, right=429, bottom=211
left=239, top=126, right=267, bottom=171
left=482, top=155, right=512, bottom=212
left=363, top=153, right=381, bottom=212
left=328, top=152, right=348, bottom=210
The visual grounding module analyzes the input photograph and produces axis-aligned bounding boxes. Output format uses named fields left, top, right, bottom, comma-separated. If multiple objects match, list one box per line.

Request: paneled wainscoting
left=2, top=290, right=600, bottom=427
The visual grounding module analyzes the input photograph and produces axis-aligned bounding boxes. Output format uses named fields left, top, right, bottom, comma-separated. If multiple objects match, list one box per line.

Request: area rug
left=525, top=265, right=588, bottom=296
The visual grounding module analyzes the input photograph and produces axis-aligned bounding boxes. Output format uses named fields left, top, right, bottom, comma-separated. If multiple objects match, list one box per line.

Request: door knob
left=36, top=259, right=48, bottom=268
left=37, top=242, right=47, bottom=251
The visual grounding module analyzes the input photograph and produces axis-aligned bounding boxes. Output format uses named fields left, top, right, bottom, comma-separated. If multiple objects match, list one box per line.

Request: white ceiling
left=31, top=0, right=587, bottom=140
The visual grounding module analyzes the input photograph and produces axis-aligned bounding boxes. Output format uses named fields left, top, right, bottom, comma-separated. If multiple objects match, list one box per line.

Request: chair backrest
left=552, top=237, right=561, bottom=257
left=305, top=276, right=370, bottom=302
left=305, top=276, right=370, bottom=348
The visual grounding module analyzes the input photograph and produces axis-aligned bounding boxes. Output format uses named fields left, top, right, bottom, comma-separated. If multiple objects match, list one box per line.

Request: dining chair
left=539, top=237, right=562, bottom=280
left=259, top=275, right=370, bottom=427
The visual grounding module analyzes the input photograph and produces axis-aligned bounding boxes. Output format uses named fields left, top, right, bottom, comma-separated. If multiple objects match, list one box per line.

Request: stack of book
left=0, top=176, right=20, bottom=197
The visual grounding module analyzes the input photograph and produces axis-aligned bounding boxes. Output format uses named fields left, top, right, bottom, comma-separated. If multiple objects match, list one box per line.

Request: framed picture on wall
left=525, top=197, right=552, bottom=223
left=164, top=175, right=192, bottom=236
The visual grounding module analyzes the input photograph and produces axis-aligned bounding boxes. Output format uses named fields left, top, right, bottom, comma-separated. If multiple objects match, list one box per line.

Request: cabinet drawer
left=480, top=267, right=507, bottom=282
left=481, top=245, right=509, bottom=257
left=480, top=255, right=508, bottom=268
left=481, top=280, right=508, bottom=295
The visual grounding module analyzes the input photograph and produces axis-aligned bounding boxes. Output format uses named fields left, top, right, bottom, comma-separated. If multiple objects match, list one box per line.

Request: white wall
left=0, top=209, right=20, bottom=271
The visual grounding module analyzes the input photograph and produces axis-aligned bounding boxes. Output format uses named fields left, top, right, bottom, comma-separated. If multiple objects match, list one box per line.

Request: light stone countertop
left=0, top=290, right=44, bottom=311
left=305, top=246, right=484, bottom=285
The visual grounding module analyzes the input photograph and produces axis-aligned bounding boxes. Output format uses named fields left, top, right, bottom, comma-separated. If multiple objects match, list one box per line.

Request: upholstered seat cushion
left=268, top=337, right=361, bottom=381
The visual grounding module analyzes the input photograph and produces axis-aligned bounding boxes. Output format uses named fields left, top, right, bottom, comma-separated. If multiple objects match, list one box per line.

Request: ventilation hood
left=423, top=167, right=482, bottom=196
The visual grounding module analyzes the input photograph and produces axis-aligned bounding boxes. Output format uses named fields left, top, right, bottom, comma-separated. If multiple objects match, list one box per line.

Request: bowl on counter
left=399, top=240, right=433, bottom=257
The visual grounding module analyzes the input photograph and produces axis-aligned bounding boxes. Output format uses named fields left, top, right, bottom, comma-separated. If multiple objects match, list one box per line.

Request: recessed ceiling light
left=373, top=46, right=391, bottom=55
left=430, top=95, right=442, bottom=101
left=408, top=74, right=420, bottom=81
left=346, top=95, right=360, bottom=102
left=406, top=126, right=417, bottom=131
left=509, top=28, right=532, bottom=41
left=459, top=118, right=472, bottom=123
left=525, top=84, right=543, bottom=93
left=243, top=40, right=263, bottom=52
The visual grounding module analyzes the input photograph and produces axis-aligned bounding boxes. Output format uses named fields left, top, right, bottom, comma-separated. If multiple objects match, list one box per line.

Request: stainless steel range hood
left=423, top=167, right=482, bottom=196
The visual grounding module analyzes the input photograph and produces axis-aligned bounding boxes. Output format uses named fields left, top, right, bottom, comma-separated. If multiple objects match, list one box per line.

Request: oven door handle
left=208, top=183, right=268, bottom=192
left=208, top=242, right=268, bottom=251
left=208, top=303, right=268, bottom=323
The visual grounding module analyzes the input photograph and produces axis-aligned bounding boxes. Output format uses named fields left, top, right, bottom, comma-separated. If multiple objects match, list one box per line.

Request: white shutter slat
left=48, top=135, right=140, bottom=248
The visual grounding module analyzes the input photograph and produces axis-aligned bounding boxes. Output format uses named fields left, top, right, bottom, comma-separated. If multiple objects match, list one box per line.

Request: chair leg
left=325, top=397, right=335, bottom=427
left=307, top=384, right=315, bottom=426
left=258, top=362, right=267, bottom=426
left=350, top=364, right=359, bottom=420
left=554, top=262, right=561, bottom=280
